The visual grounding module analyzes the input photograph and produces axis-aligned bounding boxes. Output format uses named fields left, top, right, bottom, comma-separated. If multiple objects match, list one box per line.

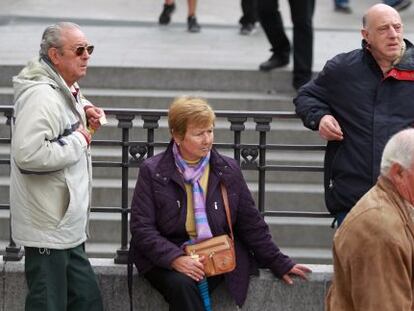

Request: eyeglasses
left=73, top=45, right=94, bottom=56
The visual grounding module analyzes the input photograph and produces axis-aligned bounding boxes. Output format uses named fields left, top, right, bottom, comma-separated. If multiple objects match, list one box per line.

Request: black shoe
left=259, top=55, right=289, bottom=72
left=240, top=23, right=255, bottom=35
left=187, top=16, right=201, bottom=33
left=390, top=0, right=412, bottom=11
left=159, top=3, right=176, bottom=25
left=334, top=3, right=352, bottom=13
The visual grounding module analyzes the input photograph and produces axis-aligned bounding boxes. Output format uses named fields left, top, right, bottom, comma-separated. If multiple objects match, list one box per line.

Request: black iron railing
left=0, top=106, right=329, bottom=264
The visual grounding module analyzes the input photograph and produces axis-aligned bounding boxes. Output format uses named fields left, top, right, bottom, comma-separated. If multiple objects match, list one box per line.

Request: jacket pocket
left=56, top=176, right=73, bottom=229
left=324, top=142, right=343, bottom=191
left=25, top=170, right=70, bottom=229
left=154, top=191, right=183, bottom=232
left=324, top=141, right=343, bottom=214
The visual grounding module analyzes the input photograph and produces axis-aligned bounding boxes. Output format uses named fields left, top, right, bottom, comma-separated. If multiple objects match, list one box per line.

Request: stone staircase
left=0, top=63, right=333, bottom=264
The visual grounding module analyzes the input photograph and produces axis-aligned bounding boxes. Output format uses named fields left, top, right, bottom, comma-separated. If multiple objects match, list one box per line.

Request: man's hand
left=282, top=264, right=312, bottom=285
left=319, top=115, right=343, bottom=141
left=76, top=124, right=91, bottom=145
left=84, top=106, right=105, bottom=131
left=171, top=255, right=206, bottom=282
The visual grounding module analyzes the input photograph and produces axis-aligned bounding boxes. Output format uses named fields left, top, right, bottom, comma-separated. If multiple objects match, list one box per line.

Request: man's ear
left=361, top=28, right=369, bottom=43
left=389, top=162, right=404, bottom=184
left=47, top=47, right=59, bottom=65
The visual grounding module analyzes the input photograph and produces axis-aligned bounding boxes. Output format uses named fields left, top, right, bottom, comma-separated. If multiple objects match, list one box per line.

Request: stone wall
left=1, top=258, right=332, bottom=311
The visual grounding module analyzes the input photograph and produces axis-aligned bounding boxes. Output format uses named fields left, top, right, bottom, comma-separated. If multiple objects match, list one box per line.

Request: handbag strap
left=220, top=183, right=234, bottom=241
left=127, top=248, right=133, bottom=311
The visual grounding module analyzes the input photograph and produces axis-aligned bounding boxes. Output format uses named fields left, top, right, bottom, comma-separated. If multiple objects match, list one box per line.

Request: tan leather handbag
left=184, top=184, right=236, bottom=277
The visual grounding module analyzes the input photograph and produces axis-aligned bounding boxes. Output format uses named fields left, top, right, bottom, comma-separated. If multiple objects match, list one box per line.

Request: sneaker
left=159, top=3, right=176, bottom=25
left=334, top=3, right=352, bottom=14
left=390, top=0, right=412, bottom=11
left=187, top=16, right=201, bottom=33
left=240, top=23, right=256, bottom=35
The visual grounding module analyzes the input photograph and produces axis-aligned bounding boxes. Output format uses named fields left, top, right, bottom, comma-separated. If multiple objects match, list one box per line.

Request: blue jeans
left=334, top=0, right=348, bottom=5
left=336, top=0, right=403, bottom=5
left=384, top=0, right=402, bottom=5
left=335, top=211, right=348, bottom=227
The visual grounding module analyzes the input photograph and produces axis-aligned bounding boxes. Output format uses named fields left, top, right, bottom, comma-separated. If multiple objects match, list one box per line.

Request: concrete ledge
left=1, top=257, right=332, bottom=311
left=0, top=261, right=3, bottom=311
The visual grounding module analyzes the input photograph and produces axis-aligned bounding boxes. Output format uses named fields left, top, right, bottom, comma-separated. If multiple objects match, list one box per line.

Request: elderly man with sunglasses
left=11, top=22, right=104, bottom=311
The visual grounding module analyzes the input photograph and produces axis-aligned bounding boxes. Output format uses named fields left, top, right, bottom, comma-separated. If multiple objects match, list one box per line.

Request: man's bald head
left=361, top=4, right=404, bottom=70
left=362, top=4, right=401, bottom=29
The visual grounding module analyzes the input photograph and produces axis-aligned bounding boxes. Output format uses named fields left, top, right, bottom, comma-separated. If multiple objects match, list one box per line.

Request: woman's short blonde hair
left=168, top=96, right=215, bottom=140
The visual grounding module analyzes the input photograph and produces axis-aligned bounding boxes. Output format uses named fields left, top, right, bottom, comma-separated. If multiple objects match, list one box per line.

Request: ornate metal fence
left=0, top=106, right=328, bottom=264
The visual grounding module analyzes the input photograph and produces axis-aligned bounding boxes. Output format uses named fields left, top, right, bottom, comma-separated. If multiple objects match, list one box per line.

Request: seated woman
left=129, top=96, right=310, bottom=310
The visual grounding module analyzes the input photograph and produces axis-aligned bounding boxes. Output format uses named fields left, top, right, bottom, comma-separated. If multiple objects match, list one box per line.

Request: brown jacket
left=326, top=177, right=414, bottom=311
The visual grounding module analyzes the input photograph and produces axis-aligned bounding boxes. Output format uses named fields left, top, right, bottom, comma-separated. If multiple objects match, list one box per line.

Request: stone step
left=0, top=210, right=10, bottom=239
left=0, top=86, right=295, bottom=111
left=88, top=143, right=324, bottom=167
left=280, top=247, right=332, bottom=265
left=0, top=132, right=323, bottom=164
left=88, top=153, right=324, bottom=183
left=82, top=245, right=333, bottom=265
left=0, top=154, right=324, bottom=184
left=0, top=64, right=294, bottom=93
left=93, top=179, right=325, bottom=212
left=0, top=211, right=334, bottom=247
left=0, top=135, right=324, bottom=183
left=0, top=239, right=332, bottom=266
left=0, top=108, right=324, bottom=145
left=90, top=117, right=323, bottom=145
left=0, top=174, right=325, bottom=212
left=0, top=213, right=334, bottom=264
left=0, top=239, right=120, bottom=259
left=85, top=214, right=334, bottom=249
left=265, top=217, right=334, bottom=249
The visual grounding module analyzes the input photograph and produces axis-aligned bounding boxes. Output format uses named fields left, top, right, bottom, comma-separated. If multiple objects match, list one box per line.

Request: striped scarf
left=173, top=142, right=213, bottom=242
left=173, top=143, right=213, bottom=311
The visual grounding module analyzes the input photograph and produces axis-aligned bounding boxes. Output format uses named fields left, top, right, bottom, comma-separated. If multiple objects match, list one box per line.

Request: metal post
left=3, top=109, right=23, bottom=261
left=228, top=116, right=246, bottom=165
left=114, top=114, right=135, bottom=264
left=254, top=117, right=271, bottom=214
left=142, top=115, right=160, bottom=158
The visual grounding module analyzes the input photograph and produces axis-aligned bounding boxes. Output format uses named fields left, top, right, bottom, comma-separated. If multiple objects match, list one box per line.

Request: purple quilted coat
left=129, top=141, right=295, bottom=306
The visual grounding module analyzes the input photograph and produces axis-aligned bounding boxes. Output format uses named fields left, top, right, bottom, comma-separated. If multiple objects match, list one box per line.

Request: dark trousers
left=24, top=244, right=103, bottom=311
left=240, top=0, right=258, bottom=26
left=258, top=0, right=315, bottom=84
left=145, top=266, right=223, bottom=311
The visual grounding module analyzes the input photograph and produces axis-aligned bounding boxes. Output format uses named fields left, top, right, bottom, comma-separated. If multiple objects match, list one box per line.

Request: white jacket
left=10, top=57, right=92, bottom=249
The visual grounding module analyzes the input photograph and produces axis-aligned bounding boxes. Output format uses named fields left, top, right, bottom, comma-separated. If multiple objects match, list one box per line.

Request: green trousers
left=24, top=244, right=103, bottom=311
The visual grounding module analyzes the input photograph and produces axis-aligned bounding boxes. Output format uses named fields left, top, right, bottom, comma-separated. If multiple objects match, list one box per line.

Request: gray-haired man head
left=326, top=128, right=414, bottom=310
left=11, top=22, right=104, bottom=310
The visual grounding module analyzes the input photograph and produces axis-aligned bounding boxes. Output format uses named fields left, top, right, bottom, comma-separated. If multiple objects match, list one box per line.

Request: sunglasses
left=73, top=45, right=94, bottom=56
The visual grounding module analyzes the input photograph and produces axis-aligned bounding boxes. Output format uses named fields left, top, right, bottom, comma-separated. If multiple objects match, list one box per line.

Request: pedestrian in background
left=258, top=0, right=315, bottom=90
left=294, top=4, right=414, bottom=226
left=159, top=0, right=201, bottom=33
left=239, top=0, right=258, bottom=35
left=11, top=22, right=105, bottom=310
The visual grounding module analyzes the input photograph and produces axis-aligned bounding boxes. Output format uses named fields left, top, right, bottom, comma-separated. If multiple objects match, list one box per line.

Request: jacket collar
left=153, top=140, right=231, bottom=192
left=377, top=176, right=414, bottom=240
left=394, top=39, right=414, bottom=70
left=362, top=38, right=414, bottom=72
